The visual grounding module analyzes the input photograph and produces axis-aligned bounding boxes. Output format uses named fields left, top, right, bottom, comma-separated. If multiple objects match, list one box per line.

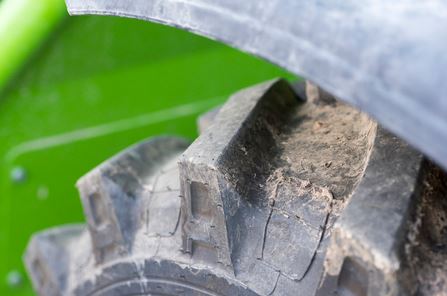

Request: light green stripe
left=5, top=97, right=224, bottom=162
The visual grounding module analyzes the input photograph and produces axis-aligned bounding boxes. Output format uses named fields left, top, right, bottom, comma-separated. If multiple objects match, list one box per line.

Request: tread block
left=319, top=128, right=423, bottom=295
left=24, top=225, right=84, bottom=296
left=179, top=79, right=298, bottom=271
left=179, top=78, right=375, bottom=293
left=77, top=137, right=189, bottom=263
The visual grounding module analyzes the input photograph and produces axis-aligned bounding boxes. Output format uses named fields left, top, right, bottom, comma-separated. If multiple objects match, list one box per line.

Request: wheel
left=24, top=79, right=446, bottom=295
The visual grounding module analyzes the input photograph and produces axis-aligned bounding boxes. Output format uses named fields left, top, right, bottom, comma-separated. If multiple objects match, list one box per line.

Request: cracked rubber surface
left=24, top=80, right=446, bottom=295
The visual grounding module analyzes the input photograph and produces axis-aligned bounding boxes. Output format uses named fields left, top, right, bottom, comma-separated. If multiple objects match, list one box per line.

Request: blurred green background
left=0, top=0, right=295, bottom=294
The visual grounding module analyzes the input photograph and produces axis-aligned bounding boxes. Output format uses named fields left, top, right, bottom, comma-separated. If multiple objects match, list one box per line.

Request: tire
left=65, top=0, right=447, bottom=175
left=24, top=80, right=447, bottom=296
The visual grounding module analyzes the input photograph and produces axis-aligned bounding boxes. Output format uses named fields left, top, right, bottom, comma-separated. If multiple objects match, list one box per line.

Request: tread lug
left=77, top=137, right=189, bottom=263
left=319, top=128, right=424, bottom=296
left=24, top=225, right=85, bottom=296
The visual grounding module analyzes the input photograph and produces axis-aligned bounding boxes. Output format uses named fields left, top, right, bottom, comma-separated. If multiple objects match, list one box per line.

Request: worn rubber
left=64, top=0, right=447, bottom=172
left=25, top=80, right=446, bottom=296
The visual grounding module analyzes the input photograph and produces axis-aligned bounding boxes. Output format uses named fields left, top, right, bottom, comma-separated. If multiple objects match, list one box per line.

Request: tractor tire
left=24, top=80, right=447, bottom=296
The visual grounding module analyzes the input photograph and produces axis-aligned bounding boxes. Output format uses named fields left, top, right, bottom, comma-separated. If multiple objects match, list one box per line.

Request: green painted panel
left=0, top=11, right=295, bottom=296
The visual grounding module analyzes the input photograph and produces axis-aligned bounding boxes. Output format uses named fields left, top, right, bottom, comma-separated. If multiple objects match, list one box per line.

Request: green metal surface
left=0, top=6, right=295, bottom=296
